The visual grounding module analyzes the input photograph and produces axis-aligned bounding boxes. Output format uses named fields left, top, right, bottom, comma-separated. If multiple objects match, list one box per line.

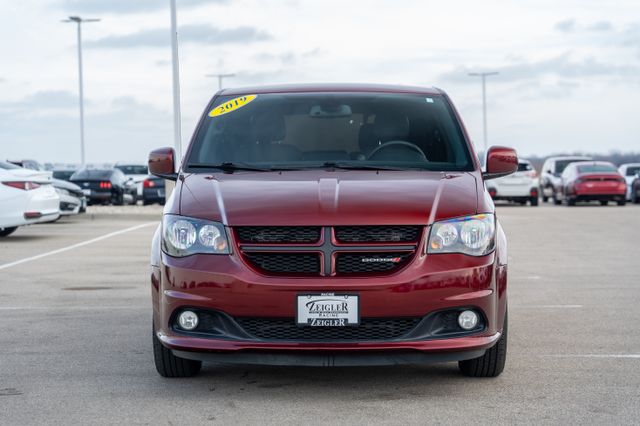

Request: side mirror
left=482, top=146, right=518, bottom=180
left=148, top=147, right=178, bottom=180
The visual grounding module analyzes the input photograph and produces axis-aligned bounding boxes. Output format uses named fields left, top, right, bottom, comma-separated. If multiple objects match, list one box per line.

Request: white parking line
left=516, top=305, right=583, bottom=308
left=545, top=354, right=640, bottom=359
left=0, top=222, right=157, bottom=271
left=0, top=306, right=140, bottom=310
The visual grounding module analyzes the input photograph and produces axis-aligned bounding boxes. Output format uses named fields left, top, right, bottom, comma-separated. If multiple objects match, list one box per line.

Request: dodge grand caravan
left=148, top=84, right=518, bottom=378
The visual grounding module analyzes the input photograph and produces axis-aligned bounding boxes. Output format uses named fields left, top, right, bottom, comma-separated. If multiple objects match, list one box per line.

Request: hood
left=52, top=178, right=82, bottom=192
left=179, top=171, right=479, bottom=226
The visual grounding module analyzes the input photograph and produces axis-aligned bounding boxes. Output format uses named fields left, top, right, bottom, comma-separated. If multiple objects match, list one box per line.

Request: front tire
left=459, top=311, right=507, bottom=377
left=600, top=200, right=608, bottom=206
left=113, top=190, right=124, bottom=206
left=0, top=227, right=18, bottom=237
left=153, top=326, right=202, bottom=377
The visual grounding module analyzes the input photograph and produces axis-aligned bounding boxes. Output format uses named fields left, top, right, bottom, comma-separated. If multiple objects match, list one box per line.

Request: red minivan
left=148, top=84, right=517, bottom=378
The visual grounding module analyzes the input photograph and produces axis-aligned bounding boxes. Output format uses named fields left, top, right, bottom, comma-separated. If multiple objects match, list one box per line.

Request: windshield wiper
left=187, top=162, right=275, bottom=172
left=318, top=162, right=426, bottom=171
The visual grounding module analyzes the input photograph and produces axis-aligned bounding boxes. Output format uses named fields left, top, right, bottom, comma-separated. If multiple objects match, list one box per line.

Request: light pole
left=205, top=73, right=236, bottom=90
left=169, top=0, right=183, bottom=164
left=468, top=71, right=499, bottom=154
left=62, top=16, right=100, bottom=166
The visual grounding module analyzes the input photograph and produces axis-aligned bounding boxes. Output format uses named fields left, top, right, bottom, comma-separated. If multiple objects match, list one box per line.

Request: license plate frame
left=296, top=293, right=359, bottom=327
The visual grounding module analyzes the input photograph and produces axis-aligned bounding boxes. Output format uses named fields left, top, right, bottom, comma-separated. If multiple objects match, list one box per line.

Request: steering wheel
left=367, top=141, right=428, bottom=161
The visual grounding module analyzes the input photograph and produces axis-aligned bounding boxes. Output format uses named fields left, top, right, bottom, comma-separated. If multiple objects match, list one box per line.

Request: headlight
left=427, top=214, right=495, bottom=256
left=162, top=214, right=230, bottom=257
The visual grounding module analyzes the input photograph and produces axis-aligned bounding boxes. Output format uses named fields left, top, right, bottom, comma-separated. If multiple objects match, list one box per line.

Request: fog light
left=178, top=310, right=199, bottom=330
left=458, top=310, right=478, bottom=330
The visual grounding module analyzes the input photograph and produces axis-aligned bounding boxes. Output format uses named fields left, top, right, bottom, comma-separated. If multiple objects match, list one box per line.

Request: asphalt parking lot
left=1, top=204, right=639, bottom=425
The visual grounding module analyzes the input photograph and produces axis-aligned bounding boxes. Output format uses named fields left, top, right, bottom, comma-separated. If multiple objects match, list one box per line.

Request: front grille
left=335, top=225, right=422, bottom=243
left=237, top=226, right=419, bottom=276
left=235, top=317, right=422, bottom=341
left=236, top=226, right=321, bottom=244
left=336, top=252, right=411, bottom=274
left=245, top=253, right=320, bottom=274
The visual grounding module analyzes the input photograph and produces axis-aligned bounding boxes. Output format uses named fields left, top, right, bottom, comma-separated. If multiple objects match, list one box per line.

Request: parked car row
left=65, top=167, right=165, bottom=206
left=1, top=158, right=167, bottom=238
left=0, top=161, right=62, bottom=237
left=541, top=157, right=638, bottom=206
left=487, top=155, right=639, bottom=207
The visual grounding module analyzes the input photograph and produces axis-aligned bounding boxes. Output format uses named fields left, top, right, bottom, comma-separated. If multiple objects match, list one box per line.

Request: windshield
left=71, top=169, right=112, bottom=180
left=517, top=162, right=532, bottom=172
left=555, top=159, right=590, bottom=174
left=52, top=170, right=75, bottom=180
left=625, top=166, right=640, bottom=176
left=115, top=165, right=148, bottom=175
left=186, top=93, right=474, bottom=172
left=577, top=164, right=617, bottom=173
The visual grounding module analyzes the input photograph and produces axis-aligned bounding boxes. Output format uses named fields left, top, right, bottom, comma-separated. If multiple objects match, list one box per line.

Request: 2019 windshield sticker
left=209, top=95, right=257, bottom=117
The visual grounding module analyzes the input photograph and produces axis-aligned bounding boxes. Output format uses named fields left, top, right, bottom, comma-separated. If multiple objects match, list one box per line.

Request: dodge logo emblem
left=360, top=257, right=402, bottom=263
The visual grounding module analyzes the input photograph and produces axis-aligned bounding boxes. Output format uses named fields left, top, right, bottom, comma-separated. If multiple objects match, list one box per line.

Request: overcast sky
left=1, top=0, right=639, bottom=164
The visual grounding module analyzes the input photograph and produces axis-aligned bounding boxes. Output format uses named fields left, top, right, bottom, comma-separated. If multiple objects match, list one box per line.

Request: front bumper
left=143, top=188, right=165, bottom=203
left=153, top=246, right=507, bottom=360
left=58, top=193, right=82, bottom=216
left=172, top=346, right=491, bottom=366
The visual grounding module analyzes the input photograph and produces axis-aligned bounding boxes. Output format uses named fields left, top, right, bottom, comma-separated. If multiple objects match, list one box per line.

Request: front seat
left=251, top=111, right=301, bottom=162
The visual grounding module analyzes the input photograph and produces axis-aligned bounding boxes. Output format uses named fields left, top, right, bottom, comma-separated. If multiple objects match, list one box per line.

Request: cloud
left=252, top=48, right=324, bottom=66
left=439, top=53, right=640, bottom=84
left=1, top=90, right=81, bottom=111
left=57, top=0, right=225, bottom=14
left=619, top=22, right=640, bottom=47
left=554, top=19, right=576, bottom=33
left=587, top=21, right=613, bottom=32
left=87, top=24, right=272, bottom=48
left=0, top=94, right=172, bottom=164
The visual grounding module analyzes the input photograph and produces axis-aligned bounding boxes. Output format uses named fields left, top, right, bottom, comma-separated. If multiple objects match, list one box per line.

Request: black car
left=70, top=168, right=137, bottom=205
left=142, top=176, right=166, bottom=205
left=632, top=173, right=640, bottom=204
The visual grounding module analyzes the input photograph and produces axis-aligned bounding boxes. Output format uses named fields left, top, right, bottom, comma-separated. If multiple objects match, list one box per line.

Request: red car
left=558, top=161, right=627, bottom=206
left=148, top=84, right=517, bottom=378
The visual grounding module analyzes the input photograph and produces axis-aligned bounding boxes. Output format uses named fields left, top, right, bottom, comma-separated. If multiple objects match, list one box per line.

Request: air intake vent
left=335, top=226, right=422, bottom=243
left=244, top=253, right=320, bottom=275
left=236, top=226, right=321, bottom=244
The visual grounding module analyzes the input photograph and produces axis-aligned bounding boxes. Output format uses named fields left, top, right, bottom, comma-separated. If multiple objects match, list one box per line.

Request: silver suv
left=539, top=156, right=592, bottom=204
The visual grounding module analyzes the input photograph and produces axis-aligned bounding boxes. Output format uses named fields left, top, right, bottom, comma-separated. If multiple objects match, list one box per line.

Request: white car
left=52, top=178, right=86, bottom=216
left=618, top=163, right=640, bottom=201
left=0, top=161, right=60, bottom=237
left=485, top=159, right=539, bottom=206
left=114, top=164, right=149, bottom=200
